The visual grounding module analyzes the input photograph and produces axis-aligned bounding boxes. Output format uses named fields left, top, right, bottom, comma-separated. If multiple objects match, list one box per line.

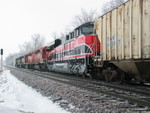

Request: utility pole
left=1, top=49, right=3, bottom=69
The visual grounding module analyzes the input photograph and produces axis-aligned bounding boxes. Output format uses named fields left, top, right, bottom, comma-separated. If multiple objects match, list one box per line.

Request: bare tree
left=5, top=33, right=45, bottom=66
left=72, top=9, right=99, bottom=28
left=47, top=32, right=65, bottom=46
left=101, top=0, right=128, bottom=14
left=18, top=33, right=45, bottom=56
left=19, top=42, right=32, bottom=55
left=31, top=33, right=45, bottom=51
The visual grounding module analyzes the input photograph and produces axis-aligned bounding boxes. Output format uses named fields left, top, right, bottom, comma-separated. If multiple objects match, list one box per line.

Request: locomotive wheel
left=103, top=70, right=119, bottom=82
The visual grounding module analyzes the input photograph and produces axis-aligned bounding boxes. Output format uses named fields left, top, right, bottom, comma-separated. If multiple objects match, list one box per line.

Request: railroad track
left=6, top=66, right=150, bottom=108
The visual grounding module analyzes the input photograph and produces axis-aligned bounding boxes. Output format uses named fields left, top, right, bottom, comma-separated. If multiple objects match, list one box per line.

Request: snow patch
left=0, top=69, right=70, bottom=113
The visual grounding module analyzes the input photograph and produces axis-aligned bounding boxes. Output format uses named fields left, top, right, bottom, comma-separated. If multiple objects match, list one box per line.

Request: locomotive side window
left=75, top=28, right=81, bottom=37
left=75, top=29, right=78, bottom=37
left=66, top=35, right=69, bottom=40
left=70, top=32, right=74, bottom=39
left=78, top=28, right=81, bottom=36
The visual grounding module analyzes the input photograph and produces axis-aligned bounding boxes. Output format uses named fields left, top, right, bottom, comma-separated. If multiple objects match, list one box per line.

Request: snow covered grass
left=0, top=69, right=70, bottom=113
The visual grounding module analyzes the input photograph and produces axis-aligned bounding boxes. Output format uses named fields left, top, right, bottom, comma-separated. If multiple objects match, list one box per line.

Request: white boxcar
left=94, top=0, right=150, bottom=82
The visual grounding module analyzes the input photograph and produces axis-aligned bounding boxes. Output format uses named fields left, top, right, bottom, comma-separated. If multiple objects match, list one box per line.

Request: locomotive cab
left=74, top=22, right=94, bottom=37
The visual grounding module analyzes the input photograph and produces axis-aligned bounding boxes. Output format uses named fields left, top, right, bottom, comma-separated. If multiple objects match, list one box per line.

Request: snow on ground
left=0, top=69, right=70, bottom=113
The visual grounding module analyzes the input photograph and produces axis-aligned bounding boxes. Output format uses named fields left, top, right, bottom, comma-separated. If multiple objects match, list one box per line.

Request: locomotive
left=46, top=22, right=100, bottom=78
left=16, top=0, right=150, bottom=83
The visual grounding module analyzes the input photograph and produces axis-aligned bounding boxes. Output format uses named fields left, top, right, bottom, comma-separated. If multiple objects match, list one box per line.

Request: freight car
left=94, top=0, right=150, bottom=83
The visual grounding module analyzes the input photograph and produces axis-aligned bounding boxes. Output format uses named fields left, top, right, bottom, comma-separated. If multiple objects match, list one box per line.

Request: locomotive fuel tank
left=48, top=63, right=72, bottom=74
left=94, top=0, right=150, bottom=82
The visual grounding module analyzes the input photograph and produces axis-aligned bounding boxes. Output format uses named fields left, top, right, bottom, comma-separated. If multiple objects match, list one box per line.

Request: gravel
left=10, top=69, right=149, bottom=113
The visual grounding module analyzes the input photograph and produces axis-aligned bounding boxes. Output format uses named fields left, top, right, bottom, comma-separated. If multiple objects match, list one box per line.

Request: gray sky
left=0, top=0, right=110, bottom=58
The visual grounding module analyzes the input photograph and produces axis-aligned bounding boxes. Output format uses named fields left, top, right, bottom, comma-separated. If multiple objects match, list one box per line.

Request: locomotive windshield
left=81, top=25, right=94, bottom=35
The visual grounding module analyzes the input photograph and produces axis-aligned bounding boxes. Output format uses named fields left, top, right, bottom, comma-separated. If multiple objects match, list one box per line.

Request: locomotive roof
left=75, top=22, right=94, bottom=30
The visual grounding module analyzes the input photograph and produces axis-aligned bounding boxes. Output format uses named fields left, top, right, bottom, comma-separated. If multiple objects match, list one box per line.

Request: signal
left=1, top=49, right=3, bottom=55
left=0, top=49, right=3, bottom=69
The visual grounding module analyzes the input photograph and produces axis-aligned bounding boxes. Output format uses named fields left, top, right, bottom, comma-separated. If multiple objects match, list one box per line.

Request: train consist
left=16, top=22, right=100, bottom=78
left=16, top=0, right=150, bottom=83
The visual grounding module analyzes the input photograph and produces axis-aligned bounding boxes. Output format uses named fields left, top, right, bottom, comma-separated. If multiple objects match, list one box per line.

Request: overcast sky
left=0, top=0, right=111, bottom=59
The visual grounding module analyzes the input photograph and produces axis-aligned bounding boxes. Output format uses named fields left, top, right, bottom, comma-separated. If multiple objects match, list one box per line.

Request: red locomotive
left=25, top=46, right=49, bottom=70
